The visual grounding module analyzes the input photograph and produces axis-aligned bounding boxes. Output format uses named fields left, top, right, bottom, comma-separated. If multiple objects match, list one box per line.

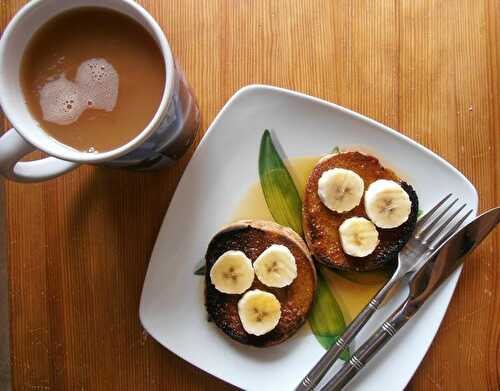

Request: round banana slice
left=209, top=250, right=254, bottom=294
left=339, top=217, right=379, bottom=257
left=364, top=179, right=412, bottom=228
left=318, top=168, right=365, bottom=213
left=237, top=289, right=281, bottom=336
left=253, top=244, right=297, bottom=288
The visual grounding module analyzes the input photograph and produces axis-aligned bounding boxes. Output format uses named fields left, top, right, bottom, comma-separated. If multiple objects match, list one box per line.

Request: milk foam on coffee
left=39, top=58, right=119, bottom=125
left=21, top=7, right=166, bottom=152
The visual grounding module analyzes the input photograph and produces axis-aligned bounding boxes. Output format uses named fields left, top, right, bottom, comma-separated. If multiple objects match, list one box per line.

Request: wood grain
left=1, top=0, right=499, bottom=390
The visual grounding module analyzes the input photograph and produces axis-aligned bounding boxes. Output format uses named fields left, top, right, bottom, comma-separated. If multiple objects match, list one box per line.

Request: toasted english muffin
left=303, top=151, right=418, bottom=272
left=205, top=220, right=316, bottom=347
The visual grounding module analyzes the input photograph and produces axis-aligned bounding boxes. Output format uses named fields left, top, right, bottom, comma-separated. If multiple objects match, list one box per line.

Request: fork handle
left=320, top=301, right=413, bottom=391
left=296, top=277, right=399, bottom=391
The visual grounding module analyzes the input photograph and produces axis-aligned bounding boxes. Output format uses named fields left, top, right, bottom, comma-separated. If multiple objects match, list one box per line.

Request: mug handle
left=0, top=128, right=78, bottom=182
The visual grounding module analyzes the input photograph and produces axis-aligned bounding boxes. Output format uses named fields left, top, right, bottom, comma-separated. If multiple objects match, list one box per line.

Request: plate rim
left=139, top=84, right=478, bottom=390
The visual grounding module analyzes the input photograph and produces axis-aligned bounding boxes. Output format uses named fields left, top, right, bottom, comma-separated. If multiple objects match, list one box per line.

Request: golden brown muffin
left=303, top=151, right=418, bottom=272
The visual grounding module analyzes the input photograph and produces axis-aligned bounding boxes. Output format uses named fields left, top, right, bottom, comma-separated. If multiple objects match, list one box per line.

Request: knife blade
left=321, top=206, right=500, bottom=391
left=407, top=206, right=500, bottom=309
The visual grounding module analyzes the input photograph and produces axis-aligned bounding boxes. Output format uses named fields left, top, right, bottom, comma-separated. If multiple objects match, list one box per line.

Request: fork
left=296, top=194, right=470, bottom=390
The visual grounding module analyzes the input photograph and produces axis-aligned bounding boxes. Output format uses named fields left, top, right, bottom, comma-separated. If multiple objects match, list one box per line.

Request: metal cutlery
left=322, top=207, right=500, bottom=390
left=296, top=194, right=472, bottom=390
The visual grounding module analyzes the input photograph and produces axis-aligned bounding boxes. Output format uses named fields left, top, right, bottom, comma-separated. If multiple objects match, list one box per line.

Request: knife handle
left=321, top=301, right=415, bottom=391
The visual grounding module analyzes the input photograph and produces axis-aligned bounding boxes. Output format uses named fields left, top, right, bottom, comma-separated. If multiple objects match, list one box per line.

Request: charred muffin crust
left=205, top=220, right=316, bottom=347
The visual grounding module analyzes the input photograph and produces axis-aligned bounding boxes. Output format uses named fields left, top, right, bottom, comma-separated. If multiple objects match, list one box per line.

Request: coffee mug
left=0, top=0, right=200, bottom=182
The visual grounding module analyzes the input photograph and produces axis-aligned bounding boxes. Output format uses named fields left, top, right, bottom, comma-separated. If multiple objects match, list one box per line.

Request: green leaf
left=308, top=270, right=349, bottom=359
left=331, top=146, right=340, bottom=154
left=335, top=268, right=391, bottom=286
left=258, top=130, right=303, bottom=235
left=418, top=208, right=424, bottom=218
left=194, top=260, right=206, bottom=276
left=258, top=130, right=347, bottom=357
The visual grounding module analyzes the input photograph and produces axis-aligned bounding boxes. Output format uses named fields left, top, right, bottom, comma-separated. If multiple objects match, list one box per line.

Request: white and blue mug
left=0, top=0, right=199, bottom=182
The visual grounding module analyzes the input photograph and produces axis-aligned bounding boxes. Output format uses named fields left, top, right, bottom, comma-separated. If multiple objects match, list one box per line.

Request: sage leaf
left=258, top=130, right=303, bottom=235
left=335, top=268, right=391, bottom=286
left=308, top=269, right=349, bottom=358
left=194, top=260, right=206, bottom=276
left=258, top=131, right=347, bottom=357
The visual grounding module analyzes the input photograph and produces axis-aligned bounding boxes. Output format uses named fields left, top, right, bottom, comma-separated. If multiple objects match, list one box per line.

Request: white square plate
left=140, top=85, right=478, bottom=391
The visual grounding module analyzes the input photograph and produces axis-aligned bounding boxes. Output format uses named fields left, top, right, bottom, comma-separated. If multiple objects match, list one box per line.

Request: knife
left=321, top=206, right=500, bottom=391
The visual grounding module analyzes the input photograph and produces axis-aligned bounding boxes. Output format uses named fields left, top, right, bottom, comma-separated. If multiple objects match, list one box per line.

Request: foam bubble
left=39, top=75, right=85, bottom=125
left=38, top=58, right=119, bottom=126
left=76, top=58, right=119, bottom=112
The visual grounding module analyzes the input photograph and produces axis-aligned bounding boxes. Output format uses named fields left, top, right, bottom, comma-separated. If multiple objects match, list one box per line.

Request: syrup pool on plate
left=231, top=156, right=390, bottom=322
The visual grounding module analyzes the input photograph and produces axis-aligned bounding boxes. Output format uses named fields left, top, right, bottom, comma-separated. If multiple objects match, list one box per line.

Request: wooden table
left=1, top=1, right=499, bottom=389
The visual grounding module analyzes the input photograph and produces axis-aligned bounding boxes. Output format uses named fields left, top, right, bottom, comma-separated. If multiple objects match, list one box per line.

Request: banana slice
left=209, top=250, right=254, bottom=294
left=364, top=179, right=411, bottom=228
left=339, top=217, right=379, bottom=257
left=318, top=168, right=365, bottom=213
left=237, top=289, right=281, bottom=335
left=253, top=244, right=297, bottom=288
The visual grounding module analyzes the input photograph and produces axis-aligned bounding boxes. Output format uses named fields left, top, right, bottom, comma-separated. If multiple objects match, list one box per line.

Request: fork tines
left=415, top=193, right=473, bottom=250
